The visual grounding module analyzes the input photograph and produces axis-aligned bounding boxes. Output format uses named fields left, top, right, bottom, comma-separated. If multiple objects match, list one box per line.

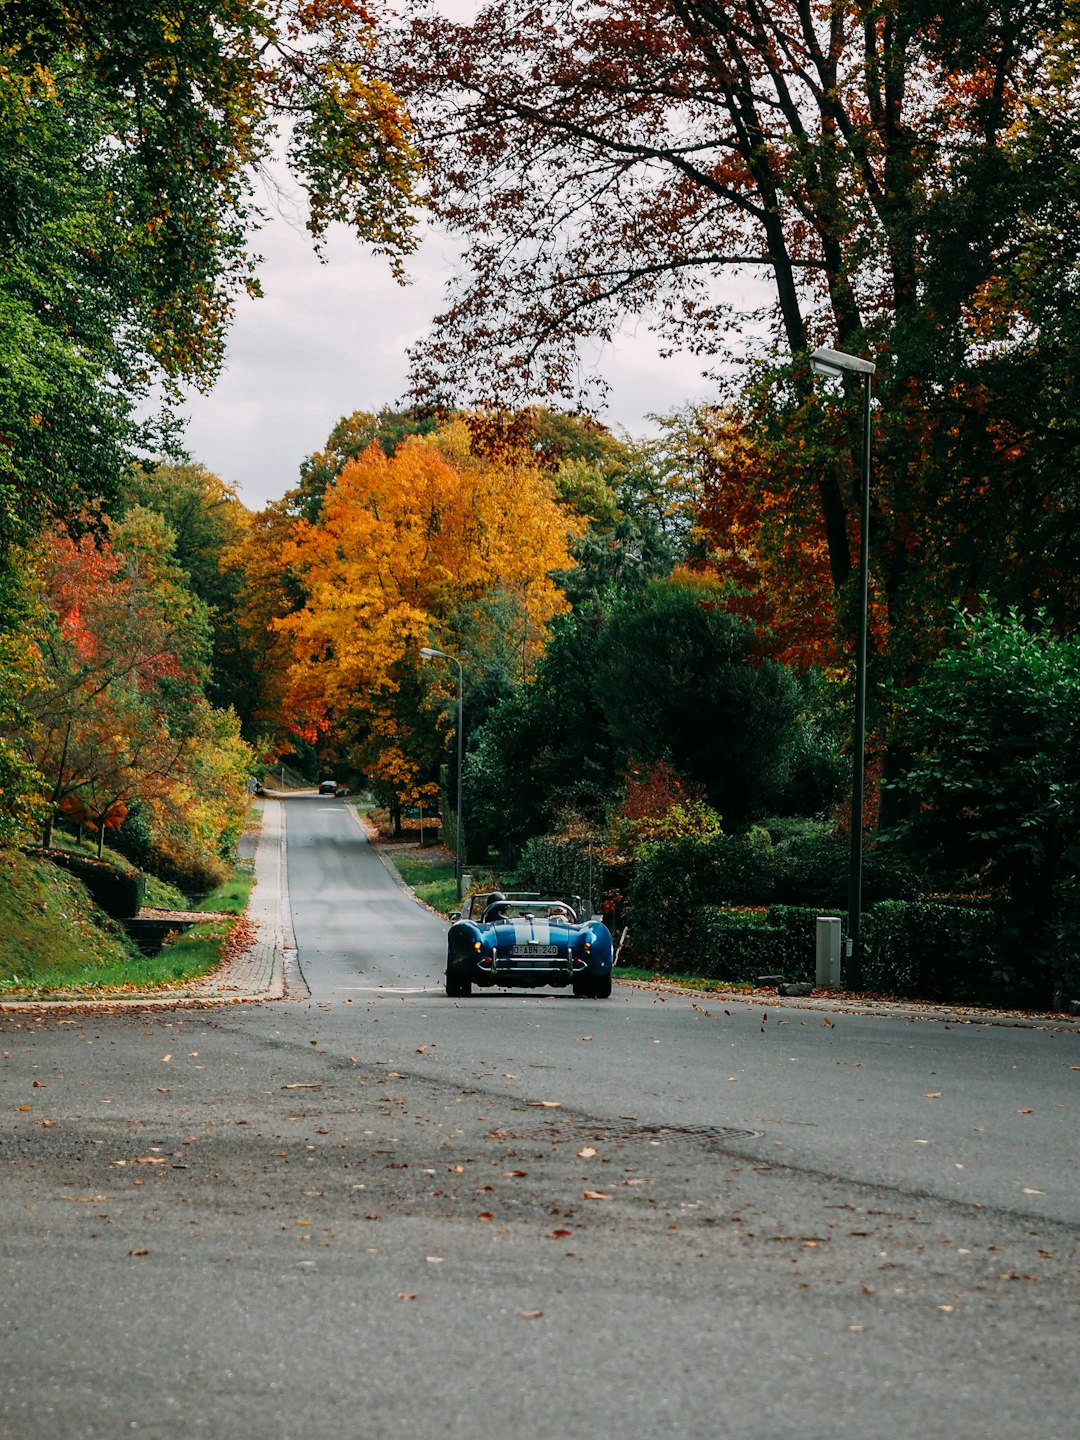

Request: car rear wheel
left=445, top=971, right=472, bottom=997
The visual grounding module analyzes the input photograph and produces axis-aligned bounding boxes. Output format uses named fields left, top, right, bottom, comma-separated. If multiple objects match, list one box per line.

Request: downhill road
left=1, top=793, right=1077, bottom=1440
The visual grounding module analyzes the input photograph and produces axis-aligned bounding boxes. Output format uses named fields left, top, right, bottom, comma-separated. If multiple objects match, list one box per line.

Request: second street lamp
left=810, top=345, right=876, bottom=991
left=420, top=646, right=464, bottom=901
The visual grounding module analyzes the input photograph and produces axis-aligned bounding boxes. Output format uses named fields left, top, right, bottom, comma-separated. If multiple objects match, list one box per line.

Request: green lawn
left=390, top=853, right=459, bottom=916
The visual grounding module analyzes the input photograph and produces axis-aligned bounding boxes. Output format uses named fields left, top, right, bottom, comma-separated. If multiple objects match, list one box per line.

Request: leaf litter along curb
left=619, top=975, right=1079, bottom=1030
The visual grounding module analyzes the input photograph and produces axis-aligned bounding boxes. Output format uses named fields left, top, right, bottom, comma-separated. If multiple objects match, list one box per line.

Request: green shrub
left=24, top=847, right=144, bottom=918
left=692, top=905, right=826, bottom=984
left=516, top=833, right=626, bottom=916
left=110, top=800, right=153, bottom=867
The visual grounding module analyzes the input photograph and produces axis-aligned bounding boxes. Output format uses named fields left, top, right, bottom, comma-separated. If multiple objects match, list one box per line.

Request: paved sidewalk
left=183, top=797, right=289, bottom=1003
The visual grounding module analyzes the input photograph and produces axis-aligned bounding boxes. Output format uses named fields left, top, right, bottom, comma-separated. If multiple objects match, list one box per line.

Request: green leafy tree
left=0, top=0, right=420, bottom=551
left=595, top=574, right=801, bottom=825
left=122, top=462, right=252, bottom=712
left=887, top=605, right=1080, bottom=1000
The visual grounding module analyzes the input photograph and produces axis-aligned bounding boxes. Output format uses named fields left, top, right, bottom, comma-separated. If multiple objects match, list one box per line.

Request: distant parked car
left=445, top=892, right=615, bottom=998
left=318, top=779, right=338, bottom=795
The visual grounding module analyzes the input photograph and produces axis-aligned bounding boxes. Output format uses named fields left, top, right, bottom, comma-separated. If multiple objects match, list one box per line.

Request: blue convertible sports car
left=445, top=892, right=615, bottom=998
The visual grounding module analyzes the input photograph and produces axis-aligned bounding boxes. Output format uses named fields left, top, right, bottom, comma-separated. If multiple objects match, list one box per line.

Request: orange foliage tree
left=276, top=425, right=582, bottom=799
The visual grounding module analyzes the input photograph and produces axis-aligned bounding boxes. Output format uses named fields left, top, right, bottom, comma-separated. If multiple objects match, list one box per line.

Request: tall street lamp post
left=420, top=646, right=464, bottom=901
left=810, top=345, right=876, bottom=990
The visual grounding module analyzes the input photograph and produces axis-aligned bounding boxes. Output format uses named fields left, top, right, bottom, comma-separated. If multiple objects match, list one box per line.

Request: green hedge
left=24, top=848, right=144, bottom=919
left=681, top=899, right=1005, bottom=1004
left=516, top=834, right=632, bottom=920
left=695, top=905, right=823, bottom=984
left=861, top=900, right=1003, bottom=1004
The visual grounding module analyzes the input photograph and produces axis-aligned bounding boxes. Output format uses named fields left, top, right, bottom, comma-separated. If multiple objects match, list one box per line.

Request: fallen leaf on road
left=520, top=1310, right=543, bottom=1320
left=527, top=1101, right=562, bottom=1109
left=581, top=1036, right=593, bottom=1042
left=577, top=1147, right=597, bottom=1159
left=501, top=1170, right=527, bottom=1178
left=477, top=1212, right=494, bottom=1222
left=396, top=1292, right=418, bottom=1301
left=924, top=1092, right=943, bottom=1099
left=425, top=1256, right=443, bottom=1264
left=448, top=1164, right=466, bottom=1173
left=416, top=1046, right=428, bottom=1054
left=823, top=1017, right=834, bottom=1027
left=161, top=1054, right=172, bottom=1063
left=128, top=1249, right=149, bottom=1257
left=32, top=1080, right=46, bottom=1088
left=583, top=1190, right=612, bottom=1201
left=18, top=1105, right=31, bottom=1112
left=1017, top=1108, right=1034, bottom=1115
left=156, top=1087, right=170, bottom=1094
left=41, top=1118, right=53, bottom=1128
left=937, top=1305, right=954, bottom=1313
left=1022, top=1188, right=1045, bottom=1195
left=547, top=1229, right=573, bottom=1239
left=282, top=1084, right=321, bottom=1090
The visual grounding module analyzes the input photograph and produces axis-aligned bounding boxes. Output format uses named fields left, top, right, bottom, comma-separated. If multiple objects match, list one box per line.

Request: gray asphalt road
left=1, top=795, right=1077, bottom=1439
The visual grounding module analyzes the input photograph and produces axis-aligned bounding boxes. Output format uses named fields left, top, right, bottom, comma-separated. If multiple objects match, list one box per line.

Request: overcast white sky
left=176, top=203, right=722, bottom=513
left=174, top=2, right=727, bottom=512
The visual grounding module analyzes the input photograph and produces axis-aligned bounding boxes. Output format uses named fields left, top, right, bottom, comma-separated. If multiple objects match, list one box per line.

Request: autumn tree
left=20, top=510, right=215, bottom=849
left=277, top=426, right=581, bottom=802
left=294, top=407, right=444, bottom=521
left=222, top=501, right=305, bottom=744
left=383, top=2, right=1080, bottom=689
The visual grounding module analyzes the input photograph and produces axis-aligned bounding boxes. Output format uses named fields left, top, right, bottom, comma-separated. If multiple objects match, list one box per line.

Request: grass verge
left=614, top=966, right=754, bottom=992
left=389, top=853, right=459, bottom=916
left=0, top=851, right=254, bottom=999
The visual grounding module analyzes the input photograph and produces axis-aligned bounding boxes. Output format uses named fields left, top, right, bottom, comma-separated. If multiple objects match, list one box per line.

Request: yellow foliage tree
left=277, top=430, right=581, bottom=794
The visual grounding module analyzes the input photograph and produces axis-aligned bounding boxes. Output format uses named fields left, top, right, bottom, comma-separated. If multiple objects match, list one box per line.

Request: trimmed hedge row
left=694, top=906, right=822, bottom=985
left=690, top=900, right=1007, bottom=1004
left=623, top=832, right=920, bottom=970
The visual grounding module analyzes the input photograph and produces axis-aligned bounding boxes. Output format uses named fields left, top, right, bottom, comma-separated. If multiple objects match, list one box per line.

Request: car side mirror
left=449, top=911, right=461, bottom=922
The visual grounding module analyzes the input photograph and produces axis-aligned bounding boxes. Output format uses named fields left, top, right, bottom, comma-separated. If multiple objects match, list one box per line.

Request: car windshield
left=465, top=896, right=578, bottom=923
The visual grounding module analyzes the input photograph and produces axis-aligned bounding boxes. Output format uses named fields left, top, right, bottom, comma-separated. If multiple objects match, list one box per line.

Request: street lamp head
left=810, top=345, right=875, bottom=378
left=419, top=646, right=443, bottom=660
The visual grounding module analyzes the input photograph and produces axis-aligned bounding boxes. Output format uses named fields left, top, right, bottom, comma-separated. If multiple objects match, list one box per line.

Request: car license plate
left=511, top=944, right=558, bottom=957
